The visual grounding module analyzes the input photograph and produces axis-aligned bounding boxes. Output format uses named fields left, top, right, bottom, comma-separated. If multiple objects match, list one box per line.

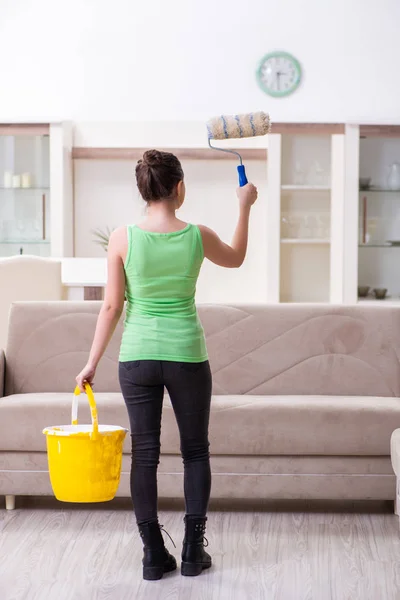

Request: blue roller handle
left=237, top=164, right=248, bottom=187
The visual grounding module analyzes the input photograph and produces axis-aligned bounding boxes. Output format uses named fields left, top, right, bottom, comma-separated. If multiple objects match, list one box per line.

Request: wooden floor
left=1, top=497, right=400, bottom=600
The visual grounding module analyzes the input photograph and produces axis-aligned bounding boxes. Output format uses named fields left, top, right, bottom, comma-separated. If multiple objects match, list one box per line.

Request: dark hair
left=135, top=150, right=184, bottom=202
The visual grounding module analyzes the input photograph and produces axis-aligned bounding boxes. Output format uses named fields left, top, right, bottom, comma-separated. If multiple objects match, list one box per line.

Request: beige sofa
left=1, top=301, right=400, bottom=510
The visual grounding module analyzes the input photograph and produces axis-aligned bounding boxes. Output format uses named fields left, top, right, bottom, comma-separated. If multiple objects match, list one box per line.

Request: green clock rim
left=256, top=51, right=302, bottom=98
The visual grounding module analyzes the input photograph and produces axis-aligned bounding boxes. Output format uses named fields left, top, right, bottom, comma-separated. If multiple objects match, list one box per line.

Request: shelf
left=0, top=240, right=50, bottom=245
left=273, top=123, right=345, bottom=135
left=360, top=125, right=400, bottom=138
left=0, top=187, right=49, bottom=191
left=0, top=123, right=50, bottom=136
left=72, top=147, right=267, bottom=161
left=359, top=244, right=400, bottom=248
left=359, top=189, right=400, bottom=194
left=281, top=185, right=331, bottom=191
left=281, top=238, right=330, bottom=245
left=358, top=298, right=400, bottom=304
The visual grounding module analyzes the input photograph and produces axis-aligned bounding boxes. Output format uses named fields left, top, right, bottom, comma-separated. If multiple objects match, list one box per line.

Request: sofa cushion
left=391, top=429, right=400, bottom=476
left=1, top=393, right=399, bottom=455
left=0, top=349, right=4, bottom=398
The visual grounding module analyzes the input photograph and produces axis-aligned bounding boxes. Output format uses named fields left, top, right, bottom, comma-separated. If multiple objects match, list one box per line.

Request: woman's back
left=120, top=222, right=208, bottom=363
left=125, top=223, right=203, bottom=305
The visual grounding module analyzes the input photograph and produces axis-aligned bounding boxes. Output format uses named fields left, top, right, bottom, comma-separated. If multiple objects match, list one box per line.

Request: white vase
left=387, top=163, right=400, bottom=191
left=12, top=174, right=21, bottom=188
left=3, top=171, right=12, bottom=188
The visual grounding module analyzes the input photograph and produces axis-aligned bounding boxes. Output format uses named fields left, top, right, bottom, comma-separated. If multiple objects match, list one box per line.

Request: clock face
left=256, top=52, right=301, bottom=97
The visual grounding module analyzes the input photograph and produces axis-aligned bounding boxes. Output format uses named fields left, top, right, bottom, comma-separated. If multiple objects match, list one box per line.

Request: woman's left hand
left=76, top=363, right=96, bottom=392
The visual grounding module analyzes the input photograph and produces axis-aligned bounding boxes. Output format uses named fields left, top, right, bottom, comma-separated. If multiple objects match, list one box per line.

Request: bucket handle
left=72, top=383, right=99, bottom=441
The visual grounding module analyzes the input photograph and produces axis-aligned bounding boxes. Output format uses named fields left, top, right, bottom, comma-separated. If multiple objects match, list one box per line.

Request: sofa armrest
left=0, top=349, right=4, bottom=398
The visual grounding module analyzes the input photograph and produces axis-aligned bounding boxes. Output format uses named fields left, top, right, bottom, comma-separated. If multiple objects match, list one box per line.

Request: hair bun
left=135, top=149, right=184, bottom=202
left=142, top=150, right=163, bottom=167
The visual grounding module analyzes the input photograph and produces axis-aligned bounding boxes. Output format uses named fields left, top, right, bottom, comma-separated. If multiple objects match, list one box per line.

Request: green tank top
left=119, top=223, right=208, bottom=363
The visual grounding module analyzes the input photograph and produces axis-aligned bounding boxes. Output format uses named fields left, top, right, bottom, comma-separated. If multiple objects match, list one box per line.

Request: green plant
left=92, top=226, right=114, bottom=252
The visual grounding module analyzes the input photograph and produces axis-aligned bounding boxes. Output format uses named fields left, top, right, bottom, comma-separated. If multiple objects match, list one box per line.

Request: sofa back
left=4, top=302, right=400, bottom=397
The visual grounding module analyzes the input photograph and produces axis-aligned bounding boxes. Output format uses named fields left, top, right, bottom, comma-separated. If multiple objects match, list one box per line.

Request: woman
left=76, top=150, right=258, bottom=580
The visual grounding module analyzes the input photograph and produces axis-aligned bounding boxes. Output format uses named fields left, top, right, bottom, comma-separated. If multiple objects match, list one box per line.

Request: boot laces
left=194, top=522, right=209, bottom=547
left=160, top=524, right=176, bottom=548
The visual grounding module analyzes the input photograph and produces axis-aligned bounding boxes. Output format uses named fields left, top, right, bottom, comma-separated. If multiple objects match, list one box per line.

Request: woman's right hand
left=236, top=183, right=258, bottom=210
left=76, top=363, right=96, bottom=393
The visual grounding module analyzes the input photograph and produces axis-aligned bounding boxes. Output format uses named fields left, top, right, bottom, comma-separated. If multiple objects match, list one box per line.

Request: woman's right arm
left=198, top=183, right=258, bottom=268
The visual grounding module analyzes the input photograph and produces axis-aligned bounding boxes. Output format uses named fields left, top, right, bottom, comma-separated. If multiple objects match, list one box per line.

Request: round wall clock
left=256, top=51, right=302, bottom=97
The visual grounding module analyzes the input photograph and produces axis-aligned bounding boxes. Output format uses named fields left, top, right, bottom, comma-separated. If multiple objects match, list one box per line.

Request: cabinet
left=0, top=123, right=73, bottom=258
left=266, top=124, right=358, bottom=304
left=357, top=126, right=400, bottom=304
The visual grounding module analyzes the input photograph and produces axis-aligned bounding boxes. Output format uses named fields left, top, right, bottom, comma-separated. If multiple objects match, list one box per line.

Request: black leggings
left=119, top=360, right=212, bottom=525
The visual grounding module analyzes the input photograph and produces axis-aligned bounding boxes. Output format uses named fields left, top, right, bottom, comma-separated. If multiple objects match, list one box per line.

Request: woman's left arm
left=76, top=228, right=127, bottom=391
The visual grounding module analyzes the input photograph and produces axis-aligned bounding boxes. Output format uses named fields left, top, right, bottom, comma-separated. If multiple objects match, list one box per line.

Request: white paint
left=0, top=0, right=399, bottom=123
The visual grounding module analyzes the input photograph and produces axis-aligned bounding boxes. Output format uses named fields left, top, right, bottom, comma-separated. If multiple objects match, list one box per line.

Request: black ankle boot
left=138, top=521, right=177, bottom=580
left=181, top=516, right=212, bottom=577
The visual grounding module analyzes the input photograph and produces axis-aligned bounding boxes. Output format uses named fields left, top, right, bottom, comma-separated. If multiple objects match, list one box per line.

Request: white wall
left=74, top=158, right=268, bottom=303
left=0, top=0, right=399, bottom=123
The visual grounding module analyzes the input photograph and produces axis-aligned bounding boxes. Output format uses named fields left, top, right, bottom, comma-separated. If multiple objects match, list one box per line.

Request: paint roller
left=206, top=111, right=271, bottom=187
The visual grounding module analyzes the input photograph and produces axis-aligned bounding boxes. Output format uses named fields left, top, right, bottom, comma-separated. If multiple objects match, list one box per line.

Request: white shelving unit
left=357, top=125, right=400, bottom=304
left=281, top=185, right=331, bottom=192
left=7, top=119, right=400, bottom=306
left=266, top=123, right=357, bottom=304
left=281, top=238, right=331, bottom=245
left=0, top=122, right=73, bottom=258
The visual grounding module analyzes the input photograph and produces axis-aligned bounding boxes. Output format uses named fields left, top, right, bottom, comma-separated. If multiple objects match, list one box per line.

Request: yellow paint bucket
left=43, top=383, right=128, bottom=503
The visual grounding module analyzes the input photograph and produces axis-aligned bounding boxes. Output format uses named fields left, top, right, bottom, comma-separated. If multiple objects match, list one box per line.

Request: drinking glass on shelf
left=281, top=212, right=289, bottom=238
left=303, top=215, right=317, bottom=238
left=32, top=218, right=41, bottom=238
left=366, top=218, right=378, bottom=244
left=294, top=162, right=305, bottom=185
left=309, top=161, right=325, bottom=186
left=319, top=214, right=330, bottom=239
left=1, top=220, right=12, bottom=242
left=315, top=215, right=324, bottom=239
left=288, top=215, right=301, bottom=238
left=16, top=219, right=26, bottom=240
